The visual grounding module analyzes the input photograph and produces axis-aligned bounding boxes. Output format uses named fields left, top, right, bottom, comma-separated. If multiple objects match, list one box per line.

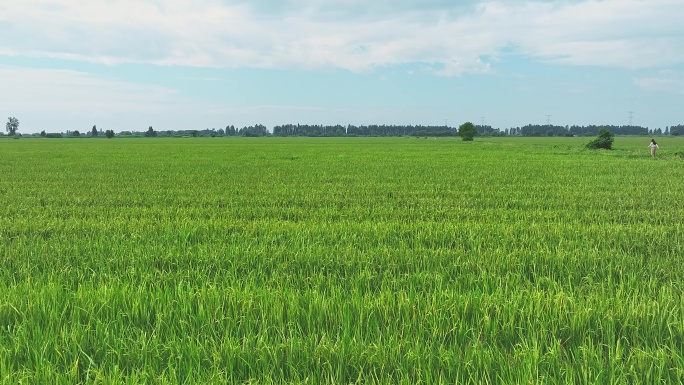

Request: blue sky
left=1, top=0, right=683, bottom=133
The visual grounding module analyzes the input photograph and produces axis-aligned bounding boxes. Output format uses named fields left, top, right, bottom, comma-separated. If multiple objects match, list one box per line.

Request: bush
left=586, top=128, right=614, bottom=150
left=458, top=122, right=477, bottom=141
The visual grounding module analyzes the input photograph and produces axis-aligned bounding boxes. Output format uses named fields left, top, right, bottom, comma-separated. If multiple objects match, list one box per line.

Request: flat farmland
left=1, top=136, right=683, bottom=383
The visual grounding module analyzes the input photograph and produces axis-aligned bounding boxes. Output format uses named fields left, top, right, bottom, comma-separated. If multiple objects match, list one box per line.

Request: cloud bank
left=1, top=0, right=682, bottom=75
left=0, top=65, right=181, bottom=112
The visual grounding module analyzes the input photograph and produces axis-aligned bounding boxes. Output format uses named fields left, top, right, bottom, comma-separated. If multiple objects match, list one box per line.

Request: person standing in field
left=649, top=139, right=659, bottom=157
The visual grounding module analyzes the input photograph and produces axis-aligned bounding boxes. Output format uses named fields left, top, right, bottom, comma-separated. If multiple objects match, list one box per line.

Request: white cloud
left=0, top=65, right=192, bottom=132
left=0, top=0, right=683, bottom=74
left=633, top=70, right=684, bottom=94
left=0, top=65, right=181, bottom=113
left=507, top=0, right=684, bottom=69
left=0, top=65, right=331, bottom=132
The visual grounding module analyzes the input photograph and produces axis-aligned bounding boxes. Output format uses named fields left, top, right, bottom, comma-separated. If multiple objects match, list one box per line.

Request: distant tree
left=145, top=126, right=157, bottom=137
left=586, top=128, right=614, bottom=150
left=72, top=130, right=81, bottom=137
left=5, top=117, right=19, bottom=136
left=240, top=124, right=269, bottom=137
left=91, top=125, right=98, bottom=137
left=105, top=129, right=115, bottom=138
left=458, top=122, right=477, bottom=141
left=672, top=129, right=679, bottom=136
left=40, top=130, right=46, bottom=137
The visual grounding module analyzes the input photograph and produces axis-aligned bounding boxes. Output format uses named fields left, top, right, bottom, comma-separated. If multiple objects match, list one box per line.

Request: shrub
left=458, top=122, right=477, bottom=141
left=586, top=128, right=614, bottom=150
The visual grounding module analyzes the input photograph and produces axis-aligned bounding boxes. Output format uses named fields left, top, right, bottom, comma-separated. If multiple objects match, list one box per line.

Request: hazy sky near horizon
left=1, top=0, right=683, bottom=133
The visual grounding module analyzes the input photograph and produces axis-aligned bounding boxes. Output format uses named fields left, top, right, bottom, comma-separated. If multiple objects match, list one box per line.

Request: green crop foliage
left=1, top=136, right=683, bottom=383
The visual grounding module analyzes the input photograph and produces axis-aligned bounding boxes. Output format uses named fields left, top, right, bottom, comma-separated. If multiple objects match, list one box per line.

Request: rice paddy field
left=1, top=136, right=683, bottom=384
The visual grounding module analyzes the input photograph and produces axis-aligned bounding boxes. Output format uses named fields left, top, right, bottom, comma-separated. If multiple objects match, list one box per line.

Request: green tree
left=145, top=126, right=157, bottom=137
left=5, top=117, right=19, bottom=136
left=40, top=130, right=46, bottom=137
left=458, top=122, right=477, bottom=141
left=105, top=129, right=115, bottom=138
left=72, top=130, right=81, bottom=137
left=91, top=125, right=98, bottom=137
left=586, top=128, right=614, bottom=150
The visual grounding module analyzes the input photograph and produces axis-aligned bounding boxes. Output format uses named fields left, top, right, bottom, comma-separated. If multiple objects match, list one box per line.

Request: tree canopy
left=5, top=117, right=19, bottom=136
left=458, top=122, right=477, bottom=141
left=586, top=128, right=615, bottom=150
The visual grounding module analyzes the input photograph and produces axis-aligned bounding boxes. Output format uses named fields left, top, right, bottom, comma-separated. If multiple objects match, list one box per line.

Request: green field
left=1, top=136, right=683, bottom=383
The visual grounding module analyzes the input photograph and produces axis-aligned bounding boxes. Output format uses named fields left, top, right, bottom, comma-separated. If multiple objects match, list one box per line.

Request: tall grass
left=1, top=136, right=683, bottom=383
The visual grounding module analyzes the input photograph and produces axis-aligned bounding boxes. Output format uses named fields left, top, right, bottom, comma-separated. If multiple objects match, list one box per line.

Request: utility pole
left=628, top=111, right=634, bottom=126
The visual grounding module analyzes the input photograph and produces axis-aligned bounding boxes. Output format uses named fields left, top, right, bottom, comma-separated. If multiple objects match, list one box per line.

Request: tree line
left=274, top=123, right=678, bottom=137
left=5, top=116, right=684, bottom=138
